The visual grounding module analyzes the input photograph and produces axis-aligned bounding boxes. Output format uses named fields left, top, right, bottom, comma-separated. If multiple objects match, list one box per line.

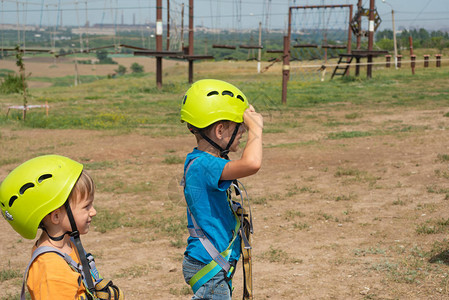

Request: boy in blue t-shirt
left=180, top=79, right=263, bottom=299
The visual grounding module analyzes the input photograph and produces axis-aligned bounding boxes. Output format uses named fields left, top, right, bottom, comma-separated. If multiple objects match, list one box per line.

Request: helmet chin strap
left=40, top=201, right=96, bottom=294
left=41, top=227, right=70, bottom=241
left=199, top=123, right=241, bottom=160
left=199, top=123, right=242, bottom=195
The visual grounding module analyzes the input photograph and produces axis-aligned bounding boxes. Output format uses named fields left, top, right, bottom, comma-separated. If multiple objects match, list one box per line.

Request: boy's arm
left=221, top=105, right=263, bottom=180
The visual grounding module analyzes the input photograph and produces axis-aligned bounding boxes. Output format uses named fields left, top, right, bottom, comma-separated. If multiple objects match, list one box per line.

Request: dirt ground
left=1, top=60, right=449, bottom=299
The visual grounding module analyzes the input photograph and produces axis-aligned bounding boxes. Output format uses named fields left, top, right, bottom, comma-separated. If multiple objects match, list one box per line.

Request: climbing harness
left=182, top=158, right=254, bottom=299
left=232, top=181, right=253, bottom=300
left=21, top=241, right=124, bottom=300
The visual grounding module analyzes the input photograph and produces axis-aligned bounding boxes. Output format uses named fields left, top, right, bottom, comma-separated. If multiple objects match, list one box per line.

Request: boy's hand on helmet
left=243, top=105, right=263, bottom=132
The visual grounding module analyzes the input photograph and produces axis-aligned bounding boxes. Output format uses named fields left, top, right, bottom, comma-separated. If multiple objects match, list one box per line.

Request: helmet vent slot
left=222, top=90, right=234, bottom=97
left=183, top=95, right=187, bottom=104
left=38, top=174, right=52, bottom=183
left=19, top=183, right=35, bottom=195
left=207, top=91, right=219, bottom=97
left=237, top=95, right=245, bottom=102
left=1, top=201, right=5, bottom=207
left=9, top=195, right=18, bottom=207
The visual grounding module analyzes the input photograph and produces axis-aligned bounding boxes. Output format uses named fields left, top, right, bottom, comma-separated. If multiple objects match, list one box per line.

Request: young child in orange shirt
left=0, top=155, right=123, bottom=300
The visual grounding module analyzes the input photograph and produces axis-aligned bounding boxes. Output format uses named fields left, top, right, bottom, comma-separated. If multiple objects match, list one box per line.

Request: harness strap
left=187, top=207, right=231, bottom=273
left=21, top=246, right=83, bottom=300
left=65, top=201, right=97, bottom=297
left=21, top=245, right=123, bottom=300
left=182, top=158, right=241, bottom=293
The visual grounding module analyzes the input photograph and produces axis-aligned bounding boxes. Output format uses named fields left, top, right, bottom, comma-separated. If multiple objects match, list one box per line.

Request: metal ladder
left=331, top=55, right=353, bottom=79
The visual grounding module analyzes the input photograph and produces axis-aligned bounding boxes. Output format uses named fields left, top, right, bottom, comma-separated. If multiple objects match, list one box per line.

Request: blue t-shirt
left=183, top=148, right=241, bottom=264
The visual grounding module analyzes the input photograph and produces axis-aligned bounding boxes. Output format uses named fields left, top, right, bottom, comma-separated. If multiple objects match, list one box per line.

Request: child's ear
left=214, top=123, right=225, bottom=139
left=49, top=208, right=63, bottom=225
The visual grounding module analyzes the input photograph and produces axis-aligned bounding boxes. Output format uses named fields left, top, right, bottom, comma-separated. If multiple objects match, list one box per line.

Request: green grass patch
left=416, top=218, right=449, bottom=235
left=162, top=155, right=184, bottom=164
left=84, top=160, right=116, bottom=170
left=0, top=268, right=21, bottom=282
left=31, top=75, right=105, bottom=87
left=92, top=208, right=126, bottom=233
left=328, top=131, right=374, bottom=139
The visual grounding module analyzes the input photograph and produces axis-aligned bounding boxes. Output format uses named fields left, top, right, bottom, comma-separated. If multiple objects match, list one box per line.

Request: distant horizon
left=0, top=22, right=447, bottom=34
left=0, top=1, right=448, bottom=34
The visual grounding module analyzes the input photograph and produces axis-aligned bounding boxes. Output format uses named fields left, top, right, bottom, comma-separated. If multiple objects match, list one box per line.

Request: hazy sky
left=1, top=0, right=448, bottom=32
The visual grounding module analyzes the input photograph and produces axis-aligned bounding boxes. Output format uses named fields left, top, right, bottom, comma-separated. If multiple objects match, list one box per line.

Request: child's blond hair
left=69, top=171, right=95, bottom=207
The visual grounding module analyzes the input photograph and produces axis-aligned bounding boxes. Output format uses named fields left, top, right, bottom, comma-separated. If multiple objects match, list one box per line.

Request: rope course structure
left=288, top=4, right=353, bottom=82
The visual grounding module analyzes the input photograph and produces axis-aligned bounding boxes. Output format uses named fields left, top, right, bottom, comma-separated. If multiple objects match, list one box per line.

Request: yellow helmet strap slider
left=199, top=123, right=241, bottom=160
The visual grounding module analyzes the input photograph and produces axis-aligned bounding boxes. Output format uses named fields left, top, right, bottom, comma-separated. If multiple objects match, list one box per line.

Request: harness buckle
left=225, top=260, right=237, bottom=283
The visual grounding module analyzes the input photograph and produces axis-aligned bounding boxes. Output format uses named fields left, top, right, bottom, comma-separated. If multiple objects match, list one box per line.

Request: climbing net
left=289, top=4, right=352, bottom=82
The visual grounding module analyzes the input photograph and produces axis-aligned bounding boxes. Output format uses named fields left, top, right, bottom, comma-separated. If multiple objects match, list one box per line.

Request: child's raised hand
left=243, top=105, right=263, bottom=132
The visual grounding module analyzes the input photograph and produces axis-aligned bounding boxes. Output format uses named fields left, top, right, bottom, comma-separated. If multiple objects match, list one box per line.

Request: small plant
left=262, top=246, right=290, bottom=263
left=436, top=153, right=449, bottom=162
left=130, top=62, right=144, bottom=73
left=345, top=112, right=362, bottom=119
left=0, top=73, right=22, bottom=94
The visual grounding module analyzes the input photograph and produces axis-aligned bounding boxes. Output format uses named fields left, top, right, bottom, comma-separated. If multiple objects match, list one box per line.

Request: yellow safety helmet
left=180, top=79, right=249, bottom=128
left=0, top=155, right=83, bottom=239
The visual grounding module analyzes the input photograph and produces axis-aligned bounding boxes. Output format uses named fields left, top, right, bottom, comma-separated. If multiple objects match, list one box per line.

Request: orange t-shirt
left=27, top=243, right=88, bottom=300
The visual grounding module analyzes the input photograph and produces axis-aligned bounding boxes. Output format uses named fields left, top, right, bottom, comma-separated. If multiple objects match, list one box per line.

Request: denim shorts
left=182, top=255, right=231, bottom=300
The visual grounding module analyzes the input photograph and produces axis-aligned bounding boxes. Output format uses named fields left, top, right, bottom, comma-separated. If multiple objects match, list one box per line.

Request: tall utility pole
left=156, top=0, right=163, bottom=88
left=367, top=0, right=375, bottom=78
left=382, top=0, right=398, bottom=69
left=392, top=9, right=398, bottom=69
left=188, top=0, right=194, bottom=83
left=180, top=3, right=184, bottom=51
left=356, top=0, right=362, bottom=49
left=257, top=22, right=262, bottom=73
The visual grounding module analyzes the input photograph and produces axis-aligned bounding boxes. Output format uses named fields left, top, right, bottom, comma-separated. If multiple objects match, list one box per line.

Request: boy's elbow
left=247, top=160, right=262, bottom=175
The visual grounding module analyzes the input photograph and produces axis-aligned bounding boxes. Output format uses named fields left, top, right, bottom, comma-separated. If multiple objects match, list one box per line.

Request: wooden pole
left=281, top=35, right=290, bottom=105
left=166, top=0, right=170, bottom=51
left=346, top=4, right=353, bottom=76
left=156, top=0, right=163, bottom=88
left=188, top=0, right=194, bottom=83
left=180, top=3, right=184, bottom=51
left=409, top=36, right=415, bottom=75
left=367, top=0, right=375, bottom=78
left=356, top=0, right=362, bottom=49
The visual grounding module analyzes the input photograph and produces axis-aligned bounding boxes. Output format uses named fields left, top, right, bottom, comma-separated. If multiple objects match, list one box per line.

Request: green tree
left=115, top=65, right=127, bottom=75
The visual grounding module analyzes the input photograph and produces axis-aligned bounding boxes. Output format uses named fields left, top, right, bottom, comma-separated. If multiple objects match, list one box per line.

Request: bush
left=0, top=73, right=23, bottom=94
left=130, top=62, right=144, bottom=73
left=115, top=65, right=127, bottom=75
